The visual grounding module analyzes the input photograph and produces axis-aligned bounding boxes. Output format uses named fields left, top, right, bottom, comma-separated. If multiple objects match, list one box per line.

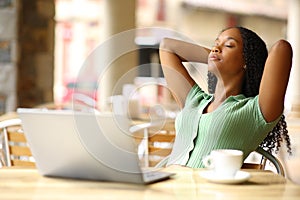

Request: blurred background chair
left=130, top=120, right=175, bottom=167
left=0, top=117, right=35, bottom=167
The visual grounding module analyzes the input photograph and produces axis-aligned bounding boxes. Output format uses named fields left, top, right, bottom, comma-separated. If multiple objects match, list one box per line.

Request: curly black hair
left=208, top=26, right=291, bottom=154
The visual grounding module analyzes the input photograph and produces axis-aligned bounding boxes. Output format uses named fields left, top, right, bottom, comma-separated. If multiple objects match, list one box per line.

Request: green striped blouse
left=166, top=84, right=280, bottom=168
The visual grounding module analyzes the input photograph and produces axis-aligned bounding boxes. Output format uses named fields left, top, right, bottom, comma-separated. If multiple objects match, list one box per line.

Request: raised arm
left=159, top=38, right=210, bottom=108
left=259, top=40, right=293, bottom=122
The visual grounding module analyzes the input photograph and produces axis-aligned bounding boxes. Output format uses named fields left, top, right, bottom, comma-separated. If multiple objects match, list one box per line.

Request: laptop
left=17, top=108, right=174, bottom=184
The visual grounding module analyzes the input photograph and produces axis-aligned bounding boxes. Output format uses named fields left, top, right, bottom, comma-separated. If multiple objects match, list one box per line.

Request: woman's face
left=208, top=28, right=245, bottom=78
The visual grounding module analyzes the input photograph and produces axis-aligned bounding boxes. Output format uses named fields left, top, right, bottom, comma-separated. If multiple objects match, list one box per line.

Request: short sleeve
left=185, top=84, right=208, bottom=106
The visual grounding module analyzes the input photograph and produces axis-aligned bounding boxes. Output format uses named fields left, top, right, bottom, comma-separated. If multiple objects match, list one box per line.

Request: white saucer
left=199, top=170, right=251, bottom=184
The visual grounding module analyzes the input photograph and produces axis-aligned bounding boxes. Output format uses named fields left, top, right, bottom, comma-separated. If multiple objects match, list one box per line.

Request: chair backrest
left=130, top=120, right=175, bottom=167
left=0, top=118, right=35, bottom=167
left=130, top=121, right=286, bottom=176
left=242, top=147, right=285, bottom=176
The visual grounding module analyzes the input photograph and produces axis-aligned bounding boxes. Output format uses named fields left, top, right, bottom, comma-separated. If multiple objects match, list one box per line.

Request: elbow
left=159, top=38, right=166, bottom=51
left=273, top=40, right=293, bottom=56
left=159, top=38, right=166, bottom=47
left=159, top=38, right=174, bottom=52
left=276, top=39, right=291, bottom=47
left=270, top=40, right=293, bottom=64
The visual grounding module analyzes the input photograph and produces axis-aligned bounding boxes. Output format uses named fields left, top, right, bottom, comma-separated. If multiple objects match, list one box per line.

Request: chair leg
left=260, top=156, right=267, bottom=170
left=2, top=128, right=12, bottom=166
left=0, top=150, right=5, bottom=167
left=144, top=128, right=149, bottom=167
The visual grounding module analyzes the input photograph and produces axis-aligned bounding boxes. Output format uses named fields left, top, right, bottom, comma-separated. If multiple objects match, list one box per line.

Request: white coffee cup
left=203, top=149, right=243, bottom=179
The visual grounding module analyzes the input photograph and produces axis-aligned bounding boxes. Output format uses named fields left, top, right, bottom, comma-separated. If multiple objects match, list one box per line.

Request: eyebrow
left=215, top=36, right=239, bottom=43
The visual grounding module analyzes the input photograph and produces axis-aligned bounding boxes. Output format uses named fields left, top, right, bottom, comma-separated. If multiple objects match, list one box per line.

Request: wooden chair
left=130, top=121, right=286, bottom=176
left=0, top=118, right=35, bottom=167
left=130, top=120, right=175, bottom=167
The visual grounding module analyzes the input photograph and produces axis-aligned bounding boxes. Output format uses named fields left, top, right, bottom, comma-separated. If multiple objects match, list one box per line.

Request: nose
left=211, top=46, right=221, bottom=53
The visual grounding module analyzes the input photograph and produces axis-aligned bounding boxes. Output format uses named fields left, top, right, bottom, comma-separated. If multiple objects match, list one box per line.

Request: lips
left=209, top=54, right=221, bottom=61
